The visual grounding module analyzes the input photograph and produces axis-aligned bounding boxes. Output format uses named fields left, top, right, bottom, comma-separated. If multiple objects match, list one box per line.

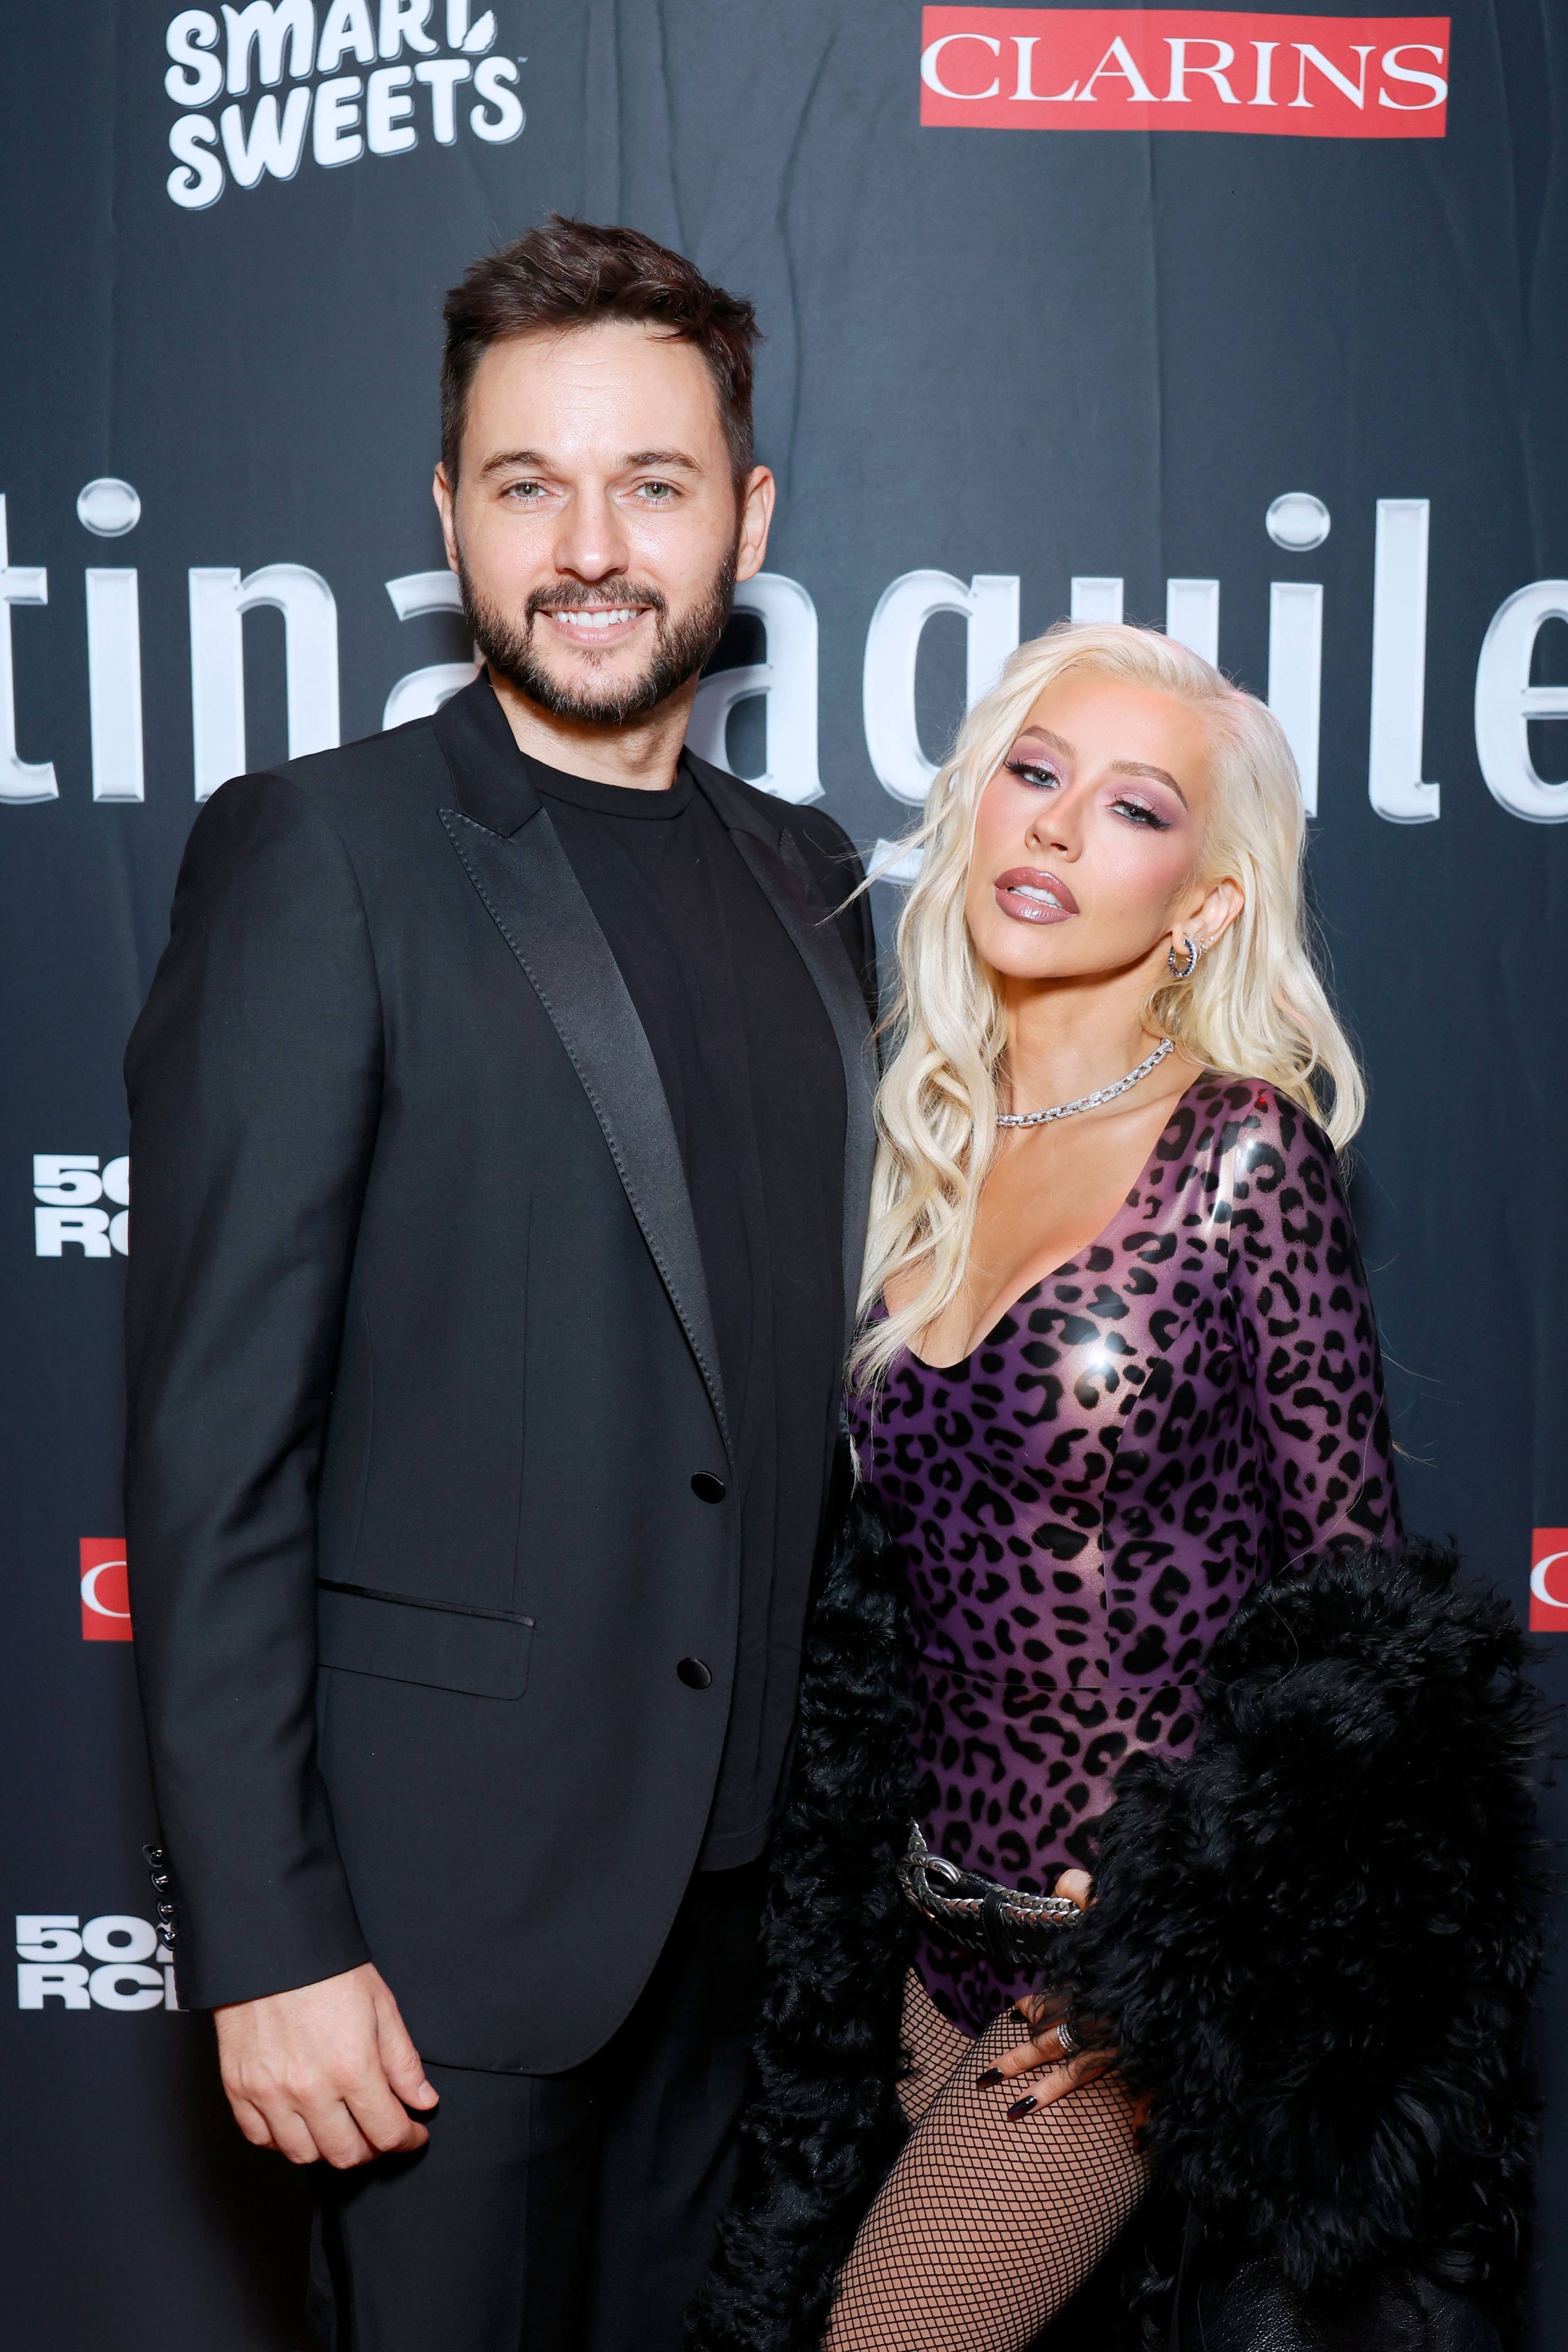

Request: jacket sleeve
left=124, top=773, right=382, bottom=2009
left=1226, top=1088, right=1401, bottom=1566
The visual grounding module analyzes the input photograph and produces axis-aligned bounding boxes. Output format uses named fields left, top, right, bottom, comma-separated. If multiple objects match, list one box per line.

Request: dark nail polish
left=976, top=2067, right=1003, bottom=2088
left=1006, top=2094, right=1038, bottom=2120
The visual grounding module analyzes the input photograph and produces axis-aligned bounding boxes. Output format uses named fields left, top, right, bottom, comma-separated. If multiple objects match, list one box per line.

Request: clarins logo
left=1529, top=1530, right=1568, bottom=1633
left=920, top=10, right=1450, bottom=137
left=163, top=2, right=525, bottom=211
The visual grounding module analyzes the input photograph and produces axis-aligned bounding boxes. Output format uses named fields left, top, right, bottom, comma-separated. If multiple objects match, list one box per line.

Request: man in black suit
left=125, top=218, right=876, bottom=2350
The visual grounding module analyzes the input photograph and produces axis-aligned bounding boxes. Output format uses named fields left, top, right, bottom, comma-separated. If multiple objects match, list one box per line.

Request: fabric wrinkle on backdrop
left=2, top=5, right=1565, bottom=2346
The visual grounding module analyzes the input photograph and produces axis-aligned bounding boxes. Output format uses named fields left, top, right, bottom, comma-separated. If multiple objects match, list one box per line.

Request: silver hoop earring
left=1168, top=934, right=1204, bottom=980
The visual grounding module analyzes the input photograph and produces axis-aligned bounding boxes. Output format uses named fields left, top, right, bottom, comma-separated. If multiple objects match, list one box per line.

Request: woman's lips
left=994, top=868, right=1079, bottom=924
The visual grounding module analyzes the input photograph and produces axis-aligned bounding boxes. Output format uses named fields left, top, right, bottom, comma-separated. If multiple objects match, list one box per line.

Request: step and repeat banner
left=3, top=3, right=1565, bottom=2343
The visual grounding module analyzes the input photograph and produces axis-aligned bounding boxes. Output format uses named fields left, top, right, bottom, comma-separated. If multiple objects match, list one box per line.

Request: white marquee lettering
left=0, top=496, right=56, bottom=803
left=1368, top=500, right=1439, bottom=823
left=382, top=572, right=477, bottom=728
left=190, top=563, right=340, bottom=797
left=1474, top=582, right=1568, bottom=823
left=688, top=574, right=824, bottom=806
left=863, top=571, right=1019, bottom=806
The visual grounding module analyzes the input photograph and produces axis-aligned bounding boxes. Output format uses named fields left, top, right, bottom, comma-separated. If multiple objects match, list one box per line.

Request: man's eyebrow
left=621, top=448, right=702, bottom=472
left=480, top=448, right=553, bottom=476
left=478, top=447, right=704, bottom=477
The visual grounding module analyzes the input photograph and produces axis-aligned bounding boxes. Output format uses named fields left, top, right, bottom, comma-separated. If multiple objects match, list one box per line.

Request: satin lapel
left=724, top=820, right=876, bottom=1344
left=440, top=804, right=731, bottom=1459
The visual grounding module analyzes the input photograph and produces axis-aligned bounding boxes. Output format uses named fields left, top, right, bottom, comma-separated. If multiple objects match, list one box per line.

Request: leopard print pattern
left=849, top=1075, right=1400, bottom=2034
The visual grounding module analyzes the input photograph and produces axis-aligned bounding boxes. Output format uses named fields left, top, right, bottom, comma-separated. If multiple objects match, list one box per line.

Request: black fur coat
left=689, top=1489, right=1546, bottom=2352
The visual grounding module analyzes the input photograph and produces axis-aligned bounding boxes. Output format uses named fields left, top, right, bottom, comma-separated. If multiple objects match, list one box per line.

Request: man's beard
left=457, top=547, right=737, bottom=727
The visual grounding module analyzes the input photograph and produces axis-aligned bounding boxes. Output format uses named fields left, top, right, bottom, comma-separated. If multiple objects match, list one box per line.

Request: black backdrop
left=3, top=3, right=1565, bottom=2343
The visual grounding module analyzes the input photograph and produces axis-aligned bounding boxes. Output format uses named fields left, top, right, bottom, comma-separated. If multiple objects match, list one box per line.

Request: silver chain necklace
left=996, top=1037, right=1174, bottom=1130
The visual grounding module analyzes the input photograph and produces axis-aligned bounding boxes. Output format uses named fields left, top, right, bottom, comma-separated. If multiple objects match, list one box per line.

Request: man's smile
left=537, top=604, right=651, bottom=650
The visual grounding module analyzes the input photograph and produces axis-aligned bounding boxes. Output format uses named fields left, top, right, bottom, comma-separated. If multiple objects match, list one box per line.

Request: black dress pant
left=307, top=1861, right=763, bottom=2351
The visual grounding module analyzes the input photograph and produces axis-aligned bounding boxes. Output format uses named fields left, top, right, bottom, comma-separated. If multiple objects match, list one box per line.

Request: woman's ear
left=1184, top=874, right=1243, bottom=952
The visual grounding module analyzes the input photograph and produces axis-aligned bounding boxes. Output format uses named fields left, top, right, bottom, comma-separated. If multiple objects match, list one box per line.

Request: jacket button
left=690, top=1473, right=725, bottom=1504
left=677, top=1656, right=713, bottom=1690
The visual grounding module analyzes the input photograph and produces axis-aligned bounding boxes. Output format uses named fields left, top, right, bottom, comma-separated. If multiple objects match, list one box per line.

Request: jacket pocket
left=316, top=1579, right=534, bottom=1700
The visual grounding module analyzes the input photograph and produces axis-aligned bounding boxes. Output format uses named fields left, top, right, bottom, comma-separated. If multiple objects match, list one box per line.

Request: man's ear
left=735, top=465, right=776, bottom=584
left=433, top=465, right=459, bottom=573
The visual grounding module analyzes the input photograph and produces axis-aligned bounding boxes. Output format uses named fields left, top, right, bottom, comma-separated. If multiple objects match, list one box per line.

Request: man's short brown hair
left=440, top=216, right=760, bottom=485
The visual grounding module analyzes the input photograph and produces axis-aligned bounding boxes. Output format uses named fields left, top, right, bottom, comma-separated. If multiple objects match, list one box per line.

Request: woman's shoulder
left=1185, top=1069, right=1338, bottom=1175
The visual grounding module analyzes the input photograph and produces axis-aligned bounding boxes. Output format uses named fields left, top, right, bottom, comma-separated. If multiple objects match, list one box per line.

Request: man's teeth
left=552, top=608, right=640, bottom=631
left=1013, top=883, right=1062, bottom=907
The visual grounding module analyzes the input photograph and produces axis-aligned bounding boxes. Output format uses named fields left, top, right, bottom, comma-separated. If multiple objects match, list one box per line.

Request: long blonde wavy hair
left=852, top=619, right=1364, bottom=1391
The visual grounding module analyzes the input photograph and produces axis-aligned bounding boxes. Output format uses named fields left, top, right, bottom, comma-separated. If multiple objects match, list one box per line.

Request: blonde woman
left=692, top=619, right=1409, bottom=2352
left=820, top=621, right=1401, bottom=2346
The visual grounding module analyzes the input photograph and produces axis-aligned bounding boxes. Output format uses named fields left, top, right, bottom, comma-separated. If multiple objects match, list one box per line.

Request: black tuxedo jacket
left=123, top=682, right=877, bottom=2073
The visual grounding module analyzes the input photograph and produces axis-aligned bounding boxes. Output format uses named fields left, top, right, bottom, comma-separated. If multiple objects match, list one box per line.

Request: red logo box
left=80, top=1539, right=132, bottom=1641
left=1529, top=1529, right=1568, bottom=1633
left=920, top=10, right=1449, bottom=138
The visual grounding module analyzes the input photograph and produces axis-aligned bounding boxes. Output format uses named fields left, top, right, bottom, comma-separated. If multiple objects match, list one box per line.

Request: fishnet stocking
left=824, top=1970, right=1148, bottom=2352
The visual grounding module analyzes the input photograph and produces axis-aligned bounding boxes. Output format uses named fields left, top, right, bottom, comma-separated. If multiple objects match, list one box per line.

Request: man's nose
left=551, top=484, right=629, bottom=582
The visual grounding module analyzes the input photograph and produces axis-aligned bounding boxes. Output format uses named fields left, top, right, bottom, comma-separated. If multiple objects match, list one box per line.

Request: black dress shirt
left=516, top=736, right=848, bottom=1867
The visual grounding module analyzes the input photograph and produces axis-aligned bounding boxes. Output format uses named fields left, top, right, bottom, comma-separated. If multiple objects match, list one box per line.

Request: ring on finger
left=1055, top=2015, right=1082, bottom=2060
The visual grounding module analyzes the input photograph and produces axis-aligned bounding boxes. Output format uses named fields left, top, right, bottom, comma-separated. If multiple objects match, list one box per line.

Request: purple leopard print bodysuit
left=848, top=1073, right=1401, bottom=2036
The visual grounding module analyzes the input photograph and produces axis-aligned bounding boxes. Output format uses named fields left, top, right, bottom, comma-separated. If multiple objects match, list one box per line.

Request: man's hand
left=215, top=1961, right=439, bottom=2168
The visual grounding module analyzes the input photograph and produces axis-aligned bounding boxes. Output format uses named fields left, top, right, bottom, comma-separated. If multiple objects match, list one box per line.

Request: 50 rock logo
left=16, top=1916, right=178, bottom=2012
left=33, top=1155, right=129, bottom=1256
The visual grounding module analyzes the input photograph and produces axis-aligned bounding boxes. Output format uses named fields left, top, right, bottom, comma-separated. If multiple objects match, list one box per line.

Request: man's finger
left=373, top=1986, right=439, bottom=2112
left=302, top=2098, right=379, bottom=2169
left=267, top=2107, right=329, bottom=2166
left=344, top=2070, right=433, bottom=2157
left=227, top=2095, right=278, bottom=2150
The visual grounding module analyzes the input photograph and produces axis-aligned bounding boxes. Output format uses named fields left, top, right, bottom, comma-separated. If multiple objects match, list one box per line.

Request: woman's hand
left=975, top=1870, right=1115, bottom=2117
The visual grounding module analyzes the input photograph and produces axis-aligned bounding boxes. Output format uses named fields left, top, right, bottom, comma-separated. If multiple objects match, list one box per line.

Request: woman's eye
left=1110, top=795, right=1168, bottom=829
left=1004, top=759, right=1060, bottom=790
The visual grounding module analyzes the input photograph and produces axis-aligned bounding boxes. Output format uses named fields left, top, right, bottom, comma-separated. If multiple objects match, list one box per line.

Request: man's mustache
left=525, top=582, right=669, bottom=623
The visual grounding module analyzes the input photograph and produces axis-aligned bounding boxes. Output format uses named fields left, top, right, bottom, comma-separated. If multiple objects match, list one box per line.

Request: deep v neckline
left=905, top=1076, right=1206, bottom=1373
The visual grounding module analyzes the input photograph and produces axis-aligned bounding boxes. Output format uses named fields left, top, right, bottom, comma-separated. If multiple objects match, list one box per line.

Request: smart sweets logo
left=164, top=1, right=524, bottom=211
